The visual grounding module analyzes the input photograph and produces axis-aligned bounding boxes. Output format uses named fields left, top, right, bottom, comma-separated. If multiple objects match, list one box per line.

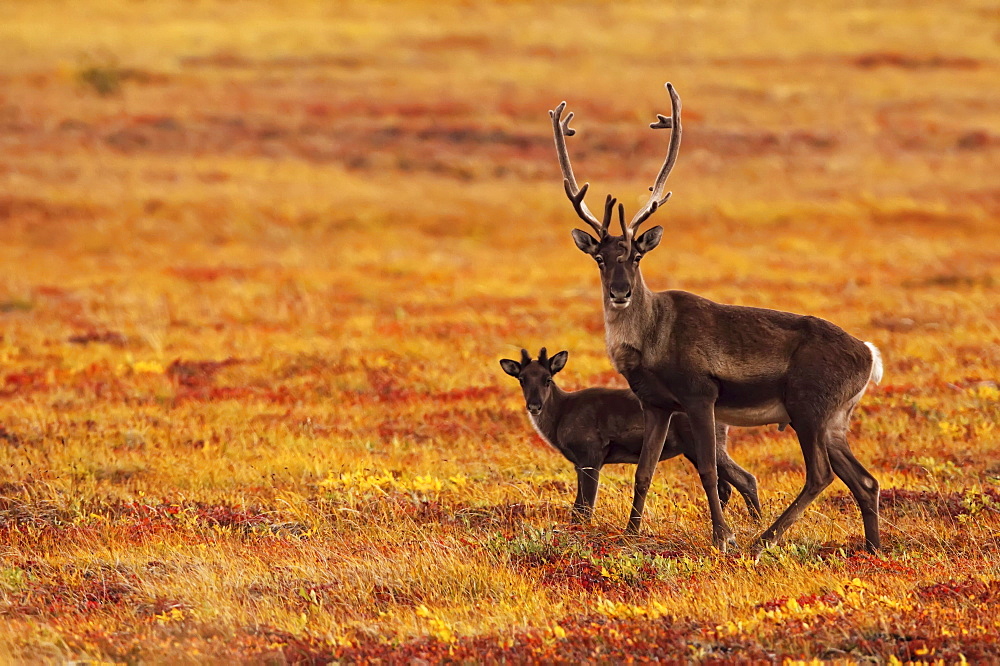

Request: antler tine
left=601, top=194, right=617, bottom=233
left=628, top=193, right=671, bottom=232
left=550, top=101, right=604, bottom=235
left=520, top=348, right=531, bottom=367
left=615, top=203, right=630, bottom=261
left=563, top=180, right=604, bottom=237
left=627, top=82, right=683, bottom=236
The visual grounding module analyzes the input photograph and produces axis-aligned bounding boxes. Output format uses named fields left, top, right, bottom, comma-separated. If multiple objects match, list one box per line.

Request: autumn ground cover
left=0, top=0, right=998, bottom=662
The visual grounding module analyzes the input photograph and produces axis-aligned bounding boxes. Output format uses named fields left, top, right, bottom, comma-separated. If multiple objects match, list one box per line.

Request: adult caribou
left=549, top=83, right=884, bottom=555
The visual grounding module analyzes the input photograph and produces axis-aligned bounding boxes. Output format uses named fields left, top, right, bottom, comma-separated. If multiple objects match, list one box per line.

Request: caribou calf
left=500, top=348, right=761, bottom=523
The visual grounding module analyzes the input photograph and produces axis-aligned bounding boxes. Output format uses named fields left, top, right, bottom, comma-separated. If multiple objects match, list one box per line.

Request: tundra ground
left=1, top=1, right=999, bottom=662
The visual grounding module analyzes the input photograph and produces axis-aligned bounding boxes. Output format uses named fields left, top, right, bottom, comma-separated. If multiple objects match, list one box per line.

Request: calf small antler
left=550, top=102, right=609, bottom=238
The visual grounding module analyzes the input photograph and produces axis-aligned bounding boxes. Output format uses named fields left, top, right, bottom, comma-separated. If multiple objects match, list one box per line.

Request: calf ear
left=571, top=229, right=600, bottom=255
left=549, top=350, right=569, bottom=375
left=499, top=359, right=521, bottom=378
left=635, top=225, right=663, bottom=254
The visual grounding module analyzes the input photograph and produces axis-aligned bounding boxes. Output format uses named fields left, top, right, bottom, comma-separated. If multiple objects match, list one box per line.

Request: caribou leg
left=752, top=421, right=834, bottom=557
left=717, top=451, right=762, bottom=521
left=687, top=402, right=736, bottom=551
left=826, top=430, right=881, bottom=551
left=626, top=406, right=672, bottom=534
left=573, top=465, right=601, bottom=523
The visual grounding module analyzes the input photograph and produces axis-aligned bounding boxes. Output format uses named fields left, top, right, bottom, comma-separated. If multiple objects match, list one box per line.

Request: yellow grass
left=1, top=0, right=999, bottom=661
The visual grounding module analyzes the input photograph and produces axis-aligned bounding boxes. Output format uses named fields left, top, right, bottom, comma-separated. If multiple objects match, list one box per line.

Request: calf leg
left=717, top=452, right=762, bottom=521
left=713, top=423, right=762, bottom=521
left=572, top=466, right=601, bottom=523
left=717, top=478, right=733, bottom=510
left=571, top=477, right=585, bottom=522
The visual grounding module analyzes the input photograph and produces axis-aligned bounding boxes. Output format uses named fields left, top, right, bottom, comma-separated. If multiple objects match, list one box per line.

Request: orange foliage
left=1, top=0, right=999, bottom=662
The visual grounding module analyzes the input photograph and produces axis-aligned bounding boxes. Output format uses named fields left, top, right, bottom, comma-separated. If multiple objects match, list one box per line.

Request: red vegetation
left=845, top=552, right=918, bottom=576
left=756, top=590, right=843, bottom=612
left=67, top=330, right=129, bottom=347
left=167, top=266, right=253, bottom=282
left=853, top=52, right=981, bottom=69
left=1, top=369, right=54, bottom=399
left=2, top=0, right=999, bottom=661
left=166, top=358, right=243, bottom=388
left=915, top=578, right=1000, bottom=603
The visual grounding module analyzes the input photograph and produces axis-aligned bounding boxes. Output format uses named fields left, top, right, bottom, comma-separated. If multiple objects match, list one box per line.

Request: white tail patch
left=864, top=342, right=884, bottom=385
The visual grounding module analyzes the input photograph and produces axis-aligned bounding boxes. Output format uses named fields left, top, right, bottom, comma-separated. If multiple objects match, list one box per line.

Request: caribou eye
left=634, top=253, right=643, bottom=263
left=595, top=256, right=605, bottom=266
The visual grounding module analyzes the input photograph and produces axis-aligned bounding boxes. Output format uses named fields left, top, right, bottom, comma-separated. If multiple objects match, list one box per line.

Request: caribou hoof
left=713, top=530, right=737, bottom=553
left=750, top=538, right=773, bottom=563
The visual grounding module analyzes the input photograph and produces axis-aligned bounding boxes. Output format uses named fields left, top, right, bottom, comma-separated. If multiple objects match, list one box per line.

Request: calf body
left=501, top=348, right=760, bottom=522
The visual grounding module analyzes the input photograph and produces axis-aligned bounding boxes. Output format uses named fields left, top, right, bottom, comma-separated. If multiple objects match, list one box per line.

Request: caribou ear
left=549, top=350, right=569, bottom=375
left=571, top=229, right=600, bottom=255
left=635, top=225, right=663, bottom=254
left=499, top=359, right=521, bottom=378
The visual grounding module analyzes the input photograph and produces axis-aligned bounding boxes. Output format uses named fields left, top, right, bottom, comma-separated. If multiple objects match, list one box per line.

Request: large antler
left=622, top=82, right=683, bottom=251
left=550, top=102, right=608, bottom=237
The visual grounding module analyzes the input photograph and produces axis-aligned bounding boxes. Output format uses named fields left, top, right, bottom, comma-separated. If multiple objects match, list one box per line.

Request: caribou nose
left=527, top=403, right=542, bottom=415
left=609, top=286, right=632, bottom=305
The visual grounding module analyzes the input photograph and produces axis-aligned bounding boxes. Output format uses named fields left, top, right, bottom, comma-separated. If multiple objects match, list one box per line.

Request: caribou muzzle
left=609, top=291, right=632, bottom=308
left=608, top=272, right=633, bottom=308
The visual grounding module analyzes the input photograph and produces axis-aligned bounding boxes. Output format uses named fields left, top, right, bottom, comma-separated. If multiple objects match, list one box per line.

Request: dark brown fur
left=500, top=349, right=761, bottom=523
left=553, top=84, right=883, bottom=555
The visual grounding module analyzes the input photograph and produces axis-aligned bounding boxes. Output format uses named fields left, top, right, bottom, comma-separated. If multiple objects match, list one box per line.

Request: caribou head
left=499, top=348, right=568, bottom=416
left=551, top=82, right=681, bottom=310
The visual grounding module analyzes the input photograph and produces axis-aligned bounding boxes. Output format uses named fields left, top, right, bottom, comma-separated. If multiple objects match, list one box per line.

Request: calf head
left=499, top=347, right=568, bottom=415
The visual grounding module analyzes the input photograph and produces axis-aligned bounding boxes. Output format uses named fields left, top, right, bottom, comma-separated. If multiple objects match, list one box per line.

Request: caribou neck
left=529, top=384, right=569, bottom=446
left=602, top=270, right=663, bottom=370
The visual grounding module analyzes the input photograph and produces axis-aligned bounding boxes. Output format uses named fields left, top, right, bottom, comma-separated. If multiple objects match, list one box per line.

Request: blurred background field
left=1, top=0, right=999, bottom=662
